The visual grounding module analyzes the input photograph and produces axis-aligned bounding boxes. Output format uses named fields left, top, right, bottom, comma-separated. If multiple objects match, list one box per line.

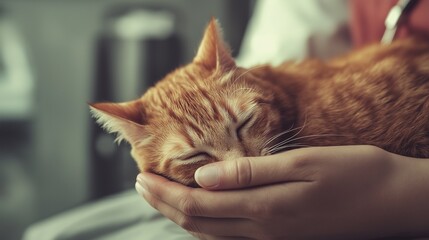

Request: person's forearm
left=390, top=153, right=429, bottom=237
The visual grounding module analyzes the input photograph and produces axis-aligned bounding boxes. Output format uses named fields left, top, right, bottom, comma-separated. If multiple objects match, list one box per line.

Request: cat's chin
left=187, top=181, right=201, bottom=188
left=153, top=171, right=201, bottom=187
left=177, top=180, right=200, bottom=188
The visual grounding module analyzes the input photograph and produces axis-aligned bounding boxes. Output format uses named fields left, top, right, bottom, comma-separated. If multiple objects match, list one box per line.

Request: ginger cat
left=90, top=19, right=429, bottom=186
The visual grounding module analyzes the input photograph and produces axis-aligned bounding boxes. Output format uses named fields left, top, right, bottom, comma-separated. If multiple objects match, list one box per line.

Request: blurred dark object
left=91, top=6, right=180, bottom=199
left=0, top=154, right=35, bottom=240
left=0, top=7, right=35, bottom=240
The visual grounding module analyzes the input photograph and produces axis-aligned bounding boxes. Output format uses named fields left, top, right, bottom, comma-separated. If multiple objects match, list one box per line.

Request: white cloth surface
left=23, top=190, right=192, bottom=240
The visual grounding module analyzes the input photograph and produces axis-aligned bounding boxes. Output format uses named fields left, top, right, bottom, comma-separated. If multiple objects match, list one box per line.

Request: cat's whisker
left=280, top=133, right=345, bottom=146
left=267, top=143, right=311, bottom=155
left=268, top=119, right=307, bottom=150
left=262, top=125, right=295, bottom=148
left=267, top=133, right=321, bottom=150
left=268, top=143, right=309, bottom=151
left=263, top=113, right=309, bottom=149
left=261, top=124, right=303, bottom=149
left=267, top=133, right=345, bottom=153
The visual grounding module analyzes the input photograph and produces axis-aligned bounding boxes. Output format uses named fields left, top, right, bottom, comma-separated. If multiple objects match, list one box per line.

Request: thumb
left=194, top=149, right=315, bottom=190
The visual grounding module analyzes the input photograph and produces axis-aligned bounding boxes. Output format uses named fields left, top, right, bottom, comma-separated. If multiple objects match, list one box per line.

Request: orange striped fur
left=91, top=19, right=429, bottom=186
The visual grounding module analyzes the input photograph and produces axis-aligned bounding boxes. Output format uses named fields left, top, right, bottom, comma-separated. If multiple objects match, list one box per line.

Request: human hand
left=135, top=145, right=429, bottom=240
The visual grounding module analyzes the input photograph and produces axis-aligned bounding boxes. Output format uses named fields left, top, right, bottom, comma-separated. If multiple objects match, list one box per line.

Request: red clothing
left=350, top=0, right=429, bottom=47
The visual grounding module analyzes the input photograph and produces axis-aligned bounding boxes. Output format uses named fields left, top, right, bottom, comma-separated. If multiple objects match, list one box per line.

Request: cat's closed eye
left=179, top=152, right=211, bottom=161
left=236, top=116, right=253, bottom=140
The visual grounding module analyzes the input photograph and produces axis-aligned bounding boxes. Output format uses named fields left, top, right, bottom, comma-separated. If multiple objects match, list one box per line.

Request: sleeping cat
left=90, top=19, right=429, bottom=187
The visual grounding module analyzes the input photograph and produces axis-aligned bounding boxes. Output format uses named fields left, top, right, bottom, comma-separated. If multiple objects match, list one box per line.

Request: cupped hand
left=135, top=145, right=429, bottom=240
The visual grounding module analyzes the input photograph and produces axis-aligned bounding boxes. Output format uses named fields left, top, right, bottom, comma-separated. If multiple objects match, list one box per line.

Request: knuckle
left=177, top=215, right=198, bottom=232
left=363, top=145, right=384, bottom=155
left=234, top=157, right=254, bottom=186
left=178, top=191, right=200, bottom=216
left=362, top=145, right=390, bottom=166
left=290, top=154, right=312, bottom=170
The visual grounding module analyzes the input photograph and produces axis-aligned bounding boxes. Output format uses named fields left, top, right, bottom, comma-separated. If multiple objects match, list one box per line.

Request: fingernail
left=136, top=174, right=148, bottom=195
left=137, top=174, right=148, bottom=188
left=195, top=165, right=220, bottom=188
left=135, top=181, right=146, bottom=197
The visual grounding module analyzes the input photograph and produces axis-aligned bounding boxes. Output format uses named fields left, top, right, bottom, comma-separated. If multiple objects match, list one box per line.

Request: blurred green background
left=0, top=1, right=252, bottom=239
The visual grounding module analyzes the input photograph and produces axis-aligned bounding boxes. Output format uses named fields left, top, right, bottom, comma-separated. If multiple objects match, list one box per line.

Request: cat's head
left=90, top=19, right=296, bottom=186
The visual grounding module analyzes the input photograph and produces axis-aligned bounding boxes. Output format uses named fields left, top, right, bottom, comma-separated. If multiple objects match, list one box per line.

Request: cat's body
left=91, top=19, right=429, bottom=186
left=254, top=40, right=429, bottom=158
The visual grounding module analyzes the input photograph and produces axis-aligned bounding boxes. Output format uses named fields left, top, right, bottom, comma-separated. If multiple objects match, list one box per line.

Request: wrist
left=388, top=152, right=429, bottom=237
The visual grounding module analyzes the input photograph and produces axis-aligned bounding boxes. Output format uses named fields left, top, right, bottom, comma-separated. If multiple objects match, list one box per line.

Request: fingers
left=136, top=181, right=256, bottom=238
left=195, top=148, right=318, bottom=190
left=137, top=172, right=263, bottom=218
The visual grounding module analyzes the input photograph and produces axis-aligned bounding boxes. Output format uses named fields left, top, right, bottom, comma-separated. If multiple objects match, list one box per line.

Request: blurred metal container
left=91, top=7, right=180, bottom=198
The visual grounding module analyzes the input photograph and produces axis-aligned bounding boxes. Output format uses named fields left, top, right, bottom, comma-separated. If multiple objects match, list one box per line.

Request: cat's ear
left=89, top=100, right=148, bottom=145
left=194, top=18, right=236, bottom=71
